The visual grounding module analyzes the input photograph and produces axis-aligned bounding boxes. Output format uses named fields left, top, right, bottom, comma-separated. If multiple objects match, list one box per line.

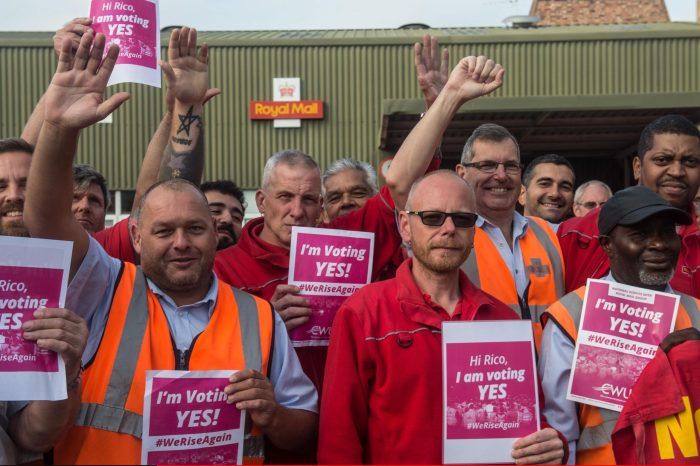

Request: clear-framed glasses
left=461, top=160, right=523, bottom=175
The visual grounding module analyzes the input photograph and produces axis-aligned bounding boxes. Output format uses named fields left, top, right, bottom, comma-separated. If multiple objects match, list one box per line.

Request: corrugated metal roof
left=4, top=22, right=700, bottom=46
left=2, top=22, right=700, bottom=190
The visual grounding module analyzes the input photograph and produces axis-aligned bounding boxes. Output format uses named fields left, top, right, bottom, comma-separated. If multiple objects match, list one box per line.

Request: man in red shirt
left=558, top=115, right=700, bottom=298
left=319, top=170, right=565, bottom=464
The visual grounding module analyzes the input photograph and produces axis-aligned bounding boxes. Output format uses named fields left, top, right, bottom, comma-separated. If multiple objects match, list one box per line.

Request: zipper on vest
left=175, top=348, right=189, bottom=370
left=171, top=332, right=204, bottom=370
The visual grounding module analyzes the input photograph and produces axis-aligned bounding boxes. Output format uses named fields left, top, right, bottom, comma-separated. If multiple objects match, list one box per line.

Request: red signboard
left=250, top=100, right=324, bottom=120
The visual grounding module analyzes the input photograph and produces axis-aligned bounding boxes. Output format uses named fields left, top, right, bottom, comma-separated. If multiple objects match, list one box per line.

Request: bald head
left=406, top=170, right=476, bottom=212
left=136, top=179, right=210, bottom=225
left=401, top=170, right=477, bottom=276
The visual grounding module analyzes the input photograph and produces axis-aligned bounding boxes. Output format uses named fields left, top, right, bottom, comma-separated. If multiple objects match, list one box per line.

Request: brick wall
left=529, top=0, right=670, bottom=26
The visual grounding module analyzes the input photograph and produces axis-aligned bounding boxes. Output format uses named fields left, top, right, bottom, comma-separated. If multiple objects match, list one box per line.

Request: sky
left=1, top=0, right=696, bottom=31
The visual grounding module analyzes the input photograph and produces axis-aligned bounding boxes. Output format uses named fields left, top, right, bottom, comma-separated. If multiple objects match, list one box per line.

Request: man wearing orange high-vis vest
left=383, top=57, right=565, bottom=351
left=539, top=186, right=700, bottom=464
left=24, top=31, right=318, bottom=464
left=455, top=124, right=566, bottom=351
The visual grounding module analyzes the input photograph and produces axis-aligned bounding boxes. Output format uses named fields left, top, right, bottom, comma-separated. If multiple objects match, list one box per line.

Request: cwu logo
left=593, top=382, right=631, bottom=400
left=307, top=325, right=331, bottom=338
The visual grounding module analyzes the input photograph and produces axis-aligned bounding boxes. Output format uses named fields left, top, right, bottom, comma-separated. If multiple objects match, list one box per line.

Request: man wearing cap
left=558, top=114, right=700, bottom=298
left=539, top=186, right=700, bottom=464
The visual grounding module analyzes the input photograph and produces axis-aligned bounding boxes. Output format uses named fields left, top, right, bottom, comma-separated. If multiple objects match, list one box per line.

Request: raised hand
left=444, top=55, right=505, bottom=104
left=414, top=34, right=449, bottom=108
left=161, top=27, right=209, bottom=107
left=44, top=32, right=129, bottom=131
left=52, top=17, right=93, bottom=58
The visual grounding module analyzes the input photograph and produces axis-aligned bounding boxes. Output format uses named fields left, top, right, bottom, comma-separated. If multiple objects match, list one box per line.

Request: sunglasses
left=405, top=210, right=477, bottom=228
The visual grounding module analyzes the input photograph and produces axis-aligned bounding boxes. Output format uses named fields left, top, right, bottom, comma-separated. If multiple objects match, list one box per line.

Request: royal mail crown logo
left=278, top=82, right=296, bottom=97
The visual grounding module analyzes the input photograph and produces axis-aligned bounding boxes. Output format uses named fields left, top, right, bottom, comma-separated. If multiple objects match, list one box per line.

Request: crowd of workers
left=1, top=16, right=699, bottom=465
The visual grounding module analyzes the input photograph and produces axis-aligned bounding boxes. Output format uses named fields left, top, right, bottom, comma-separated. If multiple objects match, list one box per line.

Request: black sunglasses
left=405, top=211, right=477, bottom=228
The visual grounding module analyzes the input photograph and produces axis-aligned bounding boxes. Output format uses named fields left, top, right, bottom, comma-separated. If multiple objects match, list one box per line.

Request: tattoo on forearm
left=171, top=136, right=192, bottom=145
left=176, top=106, right=201, bottom=137
left=159, top=125, right=204, bottom=183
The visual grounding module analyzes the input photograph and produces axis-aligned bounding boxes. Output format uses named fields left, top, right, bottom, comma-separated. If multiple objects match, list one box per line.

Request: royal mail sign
left=249, top=100, right=324, bottom=120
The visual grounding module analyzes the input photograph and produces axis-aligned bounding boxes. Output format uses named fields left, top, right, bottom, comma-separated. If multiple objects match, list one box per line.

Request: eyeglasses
left=461, top=160, right=524, bottom=174
left=578, top=201, right=606, bottom=210
left=405, top=211, right=477, bottom=228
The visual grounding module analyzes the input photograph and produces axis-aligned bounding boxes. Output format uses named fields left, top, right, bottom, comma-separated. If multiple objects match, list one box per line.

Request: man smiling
left=518, top=154, right=575, bottom=230
left=0, top=138, right=32, bottom=237
left=558, top=115, right=700, bottom=298
left=385, top=56, right=565, bottom=348
left=540, top=186, right=700, bottom=464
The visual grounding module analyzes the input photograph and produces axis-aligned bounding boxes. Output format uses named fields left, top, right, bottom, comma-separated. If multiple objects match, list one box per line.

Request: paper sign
left=143, top=370, right=245, bottom=465
left=567, top=279, right=679, bottom=412
left=442, top=320, right=539, bottom=464
left=0, top=236, right=72, bottom=401
left=89, top=0, right=160, bottom=88
left=288, top=227, right=374, bottom=346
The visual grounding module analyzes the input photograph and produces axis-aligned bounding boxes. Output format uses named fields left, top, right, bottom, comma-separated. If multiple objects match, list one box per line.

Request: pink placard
left=0, top=266, right=63, bottom=373
left=445, top=341, right=538, bottom=440
left=568, top=279, right=679, bottom=411
left=291, top=232, right=372, bottom=284
left=90, top=0, right=157, bottom=68
left=143, top=372, right=244, bottom=464
left=288, top=227, right=374, bottom=346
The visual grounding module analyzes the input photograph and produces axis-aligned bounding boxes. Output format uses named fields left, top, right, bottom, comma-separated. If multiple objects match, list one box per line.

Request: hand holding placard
left=22, top=308, right=88, bottom=385
left=270, top=284, right=312, bottom=331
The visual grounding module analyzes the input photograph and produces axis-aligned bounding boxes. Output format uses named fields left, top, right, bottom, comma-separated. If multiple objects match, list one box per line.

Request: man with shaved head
left=23, top=29, right=317, bottom=463
left=319, top=170, right=565, bottom=464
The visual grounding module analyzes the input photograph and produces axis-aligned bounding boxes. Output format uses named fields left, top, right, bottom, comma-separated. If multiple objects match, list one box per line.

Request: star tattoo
left=177, top=106, right=200, bottom=137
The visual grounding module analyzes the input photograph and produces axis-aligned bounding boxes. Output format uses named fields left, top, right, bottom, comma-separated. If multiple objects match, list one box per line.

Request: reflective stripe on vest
left=578, top=408, right=619, bottom=451
left=679, top=293, right=700, bottom=328
left=463, top=218, right=563, bottom=322
left=526, top=218, right=565, bottom=299
left=74, top=268, right=264, bottom=454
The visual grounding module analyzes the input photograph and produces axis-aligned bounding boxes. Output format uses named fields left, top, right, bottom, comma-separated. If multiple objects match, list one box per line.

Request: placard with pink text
left=442, top=320, right=539, bottom=464
left=0, top=236, right=72, bottom=400
left=567, top=279, right=679, bottom=412
left=142, top=370, right=245, bottom=464
left=288, top=227, right=374, bottom=346
left=89, top=0, right=160, bottom=87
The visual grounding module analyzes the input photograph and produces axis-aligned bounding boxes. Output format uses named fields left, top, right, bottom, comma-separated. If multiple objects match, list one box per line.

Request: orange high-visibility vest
left=542, top=286, right=700, bottom=464
left=463, top=216, right=565, bottom=350
left=54, top=263, right=274, bottom=465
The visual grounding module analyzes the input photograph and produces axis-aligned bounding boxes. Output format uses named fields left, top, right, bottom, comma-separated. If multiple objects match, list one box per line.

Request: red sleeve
left=318, top=305, right=369, bottom=464
left=93, top=217, right=136, bottom=263
left=557, top=209, right=608, bottom=293
left=329, top=185, right=401, bottom=281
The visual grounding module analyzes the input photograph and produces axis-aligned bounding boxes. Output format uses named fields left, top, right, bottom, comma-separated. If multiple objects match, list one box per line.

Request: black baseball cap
left=598, top=186, right=692, bottom=235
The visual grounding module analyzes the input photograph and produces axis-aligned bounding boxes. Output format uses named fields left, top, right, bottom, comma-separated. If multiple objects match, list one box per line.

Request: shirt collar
left=146, top=273, right=219, bottom=314
left=476, top=211, right=529, bottom=240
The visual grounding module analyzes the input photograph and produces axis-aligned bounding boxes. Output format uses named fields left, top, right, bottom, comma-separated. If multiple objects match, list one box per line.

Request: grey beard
left=639, top=269, right=674, bottom=286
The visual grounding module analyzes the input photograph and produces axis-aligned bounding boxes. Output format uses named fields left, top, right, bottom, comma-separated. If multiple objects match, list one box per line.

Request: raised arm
left=415, top=34, right=449, bottom=110
left=157, top=27, right=209, bottom=183
left=21, top=17, right=93, bottom=145
left=131, top=28, right=220, bottom=211
left=25, top=32, right=129, bottom=279
left=386, top=55, right=504, bottom=210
